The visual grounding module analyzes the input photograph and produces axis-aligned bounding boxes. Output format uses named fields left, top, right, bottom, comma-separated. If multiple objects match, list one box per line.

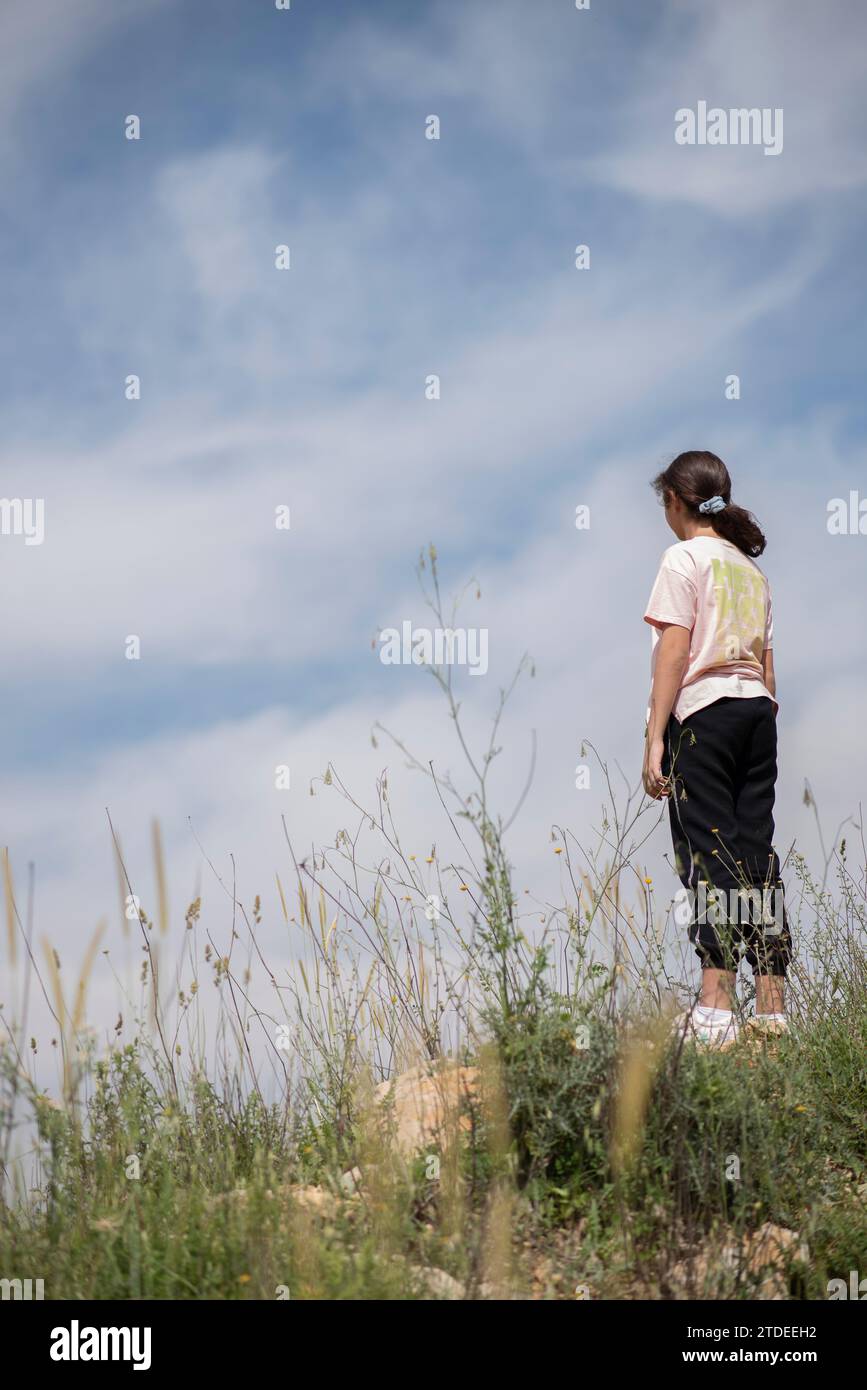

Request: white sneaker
left=672, top=1005, right=739, bottom=1049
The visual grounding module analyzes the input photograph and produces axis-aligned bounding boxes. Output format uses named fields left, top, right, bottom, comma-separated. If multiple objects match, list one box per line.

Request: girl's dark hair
left=651, top=450, right=766, bottom=557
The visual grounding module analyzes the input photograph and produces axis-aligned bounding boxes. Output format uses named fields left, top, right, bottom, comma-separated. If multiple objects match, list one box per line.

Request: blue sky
left=3, top=0, right=867, bottom=1050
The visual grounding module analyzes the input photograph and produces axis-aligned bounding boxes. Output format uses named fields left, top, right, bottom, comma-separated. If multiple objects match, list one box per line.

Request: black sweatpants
left=662, top=695, right=791, bottom=976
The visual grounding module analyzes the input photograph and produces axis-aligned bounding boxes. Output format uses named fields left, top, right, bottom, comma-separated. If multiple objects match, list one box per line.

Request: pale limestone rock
left=410, top=1265, right=466, bottom=1300
left=373, top=1063, right=480, bottom=1159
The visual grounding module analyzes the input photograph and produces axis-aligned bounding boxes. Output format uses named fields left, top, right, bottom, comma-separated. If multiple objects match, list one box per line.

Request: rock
left=373, top=1063, right=480, bottom=1159
left=208, top=1182, right=342, bottom=1218
left=667, top=1223, right=808, bottom=1299
left=208, top=1185, right=260, bottom=1209
left=741, top=1017, right=788, bottom=1039
left=743, top=1222, right=809, bottom=1299
left=476, top=1279, right=521, bottom=1300
left=409, top=1265, right=466, bottom=1300
left=340, top=1166, right=364, bottom=1195
left=91, top=1216, right=122, bottom=1234
left=667, top=1240, right=739, bottom=1298
left=286, top=1184, right=339, bottom=1217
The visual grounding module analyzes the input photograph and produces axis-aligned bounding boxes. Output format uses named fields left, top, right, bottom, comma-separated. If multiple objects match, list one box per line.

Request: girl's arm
left=643, top=623, right=691, bottom=798
left=762, top=647, right=776, bottom=700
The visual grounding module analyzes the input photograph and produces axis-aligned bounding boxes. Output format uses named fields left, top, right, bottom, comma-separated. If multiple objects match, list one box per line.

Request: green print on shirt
left=710, top=557, right=766, bottom=665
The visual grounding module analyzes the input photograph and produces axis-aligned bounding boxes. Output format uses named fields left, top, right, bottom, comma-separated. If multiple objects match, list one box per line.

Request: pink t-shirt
left=644, top=536, right=776, bottom=723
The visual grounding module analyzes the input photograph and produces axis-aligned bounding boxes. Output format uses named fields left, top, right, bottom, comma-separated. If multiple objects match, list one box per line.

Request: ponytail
left=707, top=500, right=766, bottom=558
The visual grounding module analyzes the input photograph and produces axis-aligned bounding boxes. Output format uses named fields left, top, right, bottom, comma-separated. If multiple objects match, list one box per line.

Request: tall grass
left=1, top=550, right=865, bottom=1299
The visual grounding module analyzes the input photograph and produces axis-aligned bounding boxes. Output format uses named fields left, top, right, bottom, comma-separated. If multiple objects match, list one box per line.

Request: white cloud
left=584, top=0, right=867, bottom=213
left=1, top=146, right=821, bottom=678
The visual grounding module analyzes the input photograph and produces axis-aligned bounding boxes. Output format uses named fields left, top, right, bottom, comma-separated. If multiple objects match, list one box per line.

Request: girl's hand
left=642, top=735, right=669, bottom=799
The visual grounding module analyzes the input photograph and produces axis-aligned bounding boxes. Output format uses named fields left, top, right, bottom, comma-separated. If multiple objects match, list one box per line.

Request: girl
left=642, top=451, right=790, bottom=1046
